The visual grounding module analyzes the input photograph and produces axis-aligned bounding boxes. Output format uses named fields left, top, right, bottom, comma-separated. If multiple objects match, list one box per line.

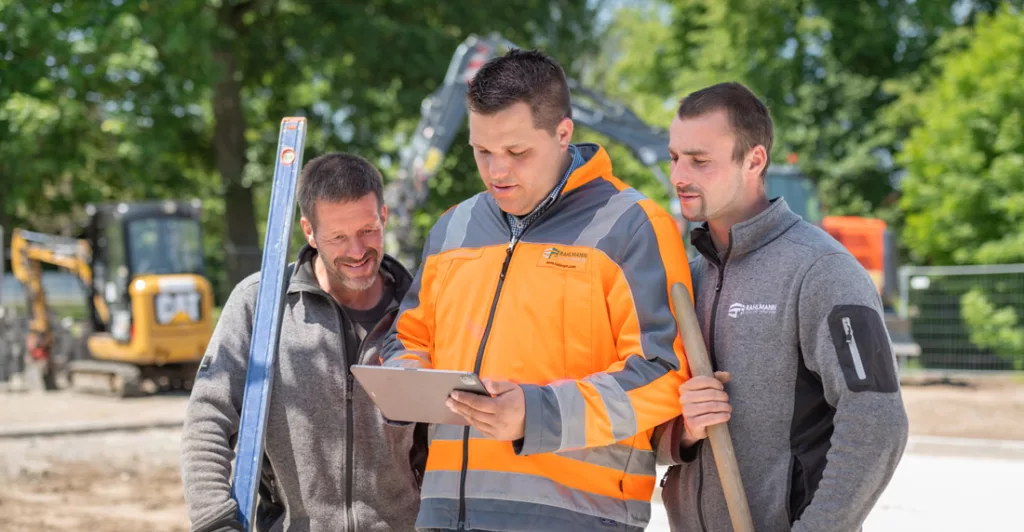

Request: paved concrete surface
left=647, top=437, right=1024, bottom=531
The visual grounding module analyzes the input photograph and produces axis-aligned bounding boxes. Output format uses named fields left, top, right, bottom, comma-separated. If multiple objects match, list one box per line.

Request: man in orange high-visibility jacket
left=378, top=48, right=694, bottom=532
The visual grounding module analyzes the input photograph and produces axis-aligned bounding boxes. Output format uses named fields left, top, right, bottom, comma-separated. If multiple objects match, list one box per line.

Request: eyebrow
left=668, top=147, right=711, bottom=157
left=469, top=142, right=526, bottom=150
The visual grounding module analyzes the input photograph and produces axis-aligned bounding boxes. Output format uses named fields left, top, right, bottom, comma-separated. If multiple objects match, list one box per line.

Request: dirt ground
left=900, top=375, right=1024, bottom=440
left=0, top=376, right=1021, bottom=532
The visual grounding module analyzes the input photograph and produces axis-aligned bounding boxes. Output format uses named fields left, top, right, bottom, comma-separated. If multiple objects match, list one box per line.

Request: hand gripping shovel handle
left=670, top=282, right=755, bottom=532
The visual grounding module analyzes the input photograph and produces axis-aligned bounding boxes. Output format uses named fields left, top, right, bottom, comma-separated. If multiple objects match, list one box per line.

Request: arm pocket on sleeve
left=827, top=305, right=899, bottom=393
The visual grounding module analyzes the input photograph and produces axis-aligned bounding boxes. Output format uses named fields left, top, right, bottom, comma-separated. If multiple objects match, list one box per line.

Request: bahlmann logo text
left=542, top=247, right=586, bottom=262
left=728, top=302, right=777, bottom=318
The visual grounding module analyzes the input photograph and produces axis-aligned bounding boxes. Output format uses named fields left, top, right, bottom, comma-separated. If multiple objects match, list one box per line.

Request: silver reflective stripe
left=441, top=195, right=480, bottom=252
left=587, top=372, right=638, bottom=441
left=573, top=188, right=644, bottom=248
left=551, top=381, right=587, bottom=450
left=420, top=470, right=651, bottom=525
left=431, top=424, right=487, bottom=441
left=556, top=445, right=656, bottom=477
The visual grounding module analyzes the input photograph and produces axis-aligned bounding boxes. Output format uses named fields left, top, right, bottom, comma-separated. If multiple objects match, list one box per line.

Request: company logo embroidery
left=538, top=246, right=588, bottom=271
left=728, top=302, right=778, bottom=318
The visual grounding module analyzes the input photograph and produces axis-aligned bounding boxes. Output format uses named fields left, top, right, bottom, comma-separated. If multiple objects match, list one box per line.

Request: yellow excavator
left=3, top=200, right=215, bottom=396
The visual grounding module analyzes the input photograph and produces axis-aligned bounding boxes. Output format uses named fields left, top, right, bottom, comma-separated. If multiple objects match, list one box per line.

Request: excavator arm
left=383, top=33, right=678, bottom=267
left=9, top=228, right=105, bottom=369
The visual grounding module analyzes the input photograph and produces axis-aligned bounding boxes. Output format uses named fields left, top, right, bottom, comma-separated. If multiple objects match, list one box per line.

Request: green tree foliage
left=1, top=0, right=599, bottom=299
left=891, top=7, right=1024, bottom=266
left=887, top=8, right=1024, bottom=368
left=591, top=0, right=1016, bottom=224
left=961, top=286, right=1024, bottom=370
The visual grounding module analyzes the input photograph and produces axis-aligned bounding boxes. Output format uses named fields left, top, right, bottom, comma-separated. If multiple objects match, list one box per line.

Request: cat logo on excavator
left=155, top=291, right=202, bottom=325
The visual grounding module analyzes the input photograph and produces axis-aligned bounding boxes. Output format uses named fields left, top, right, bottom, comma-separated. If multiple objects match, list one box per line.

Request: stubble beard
left=327, top=252, right=380, bottom=292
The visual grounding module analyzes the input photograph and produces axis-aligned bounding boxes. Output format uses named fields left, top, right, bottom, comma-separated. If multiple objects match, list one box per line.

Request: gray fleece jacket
left=180, top=245, right=427, bottom=532
left=659, top=198, right=909, bottom=532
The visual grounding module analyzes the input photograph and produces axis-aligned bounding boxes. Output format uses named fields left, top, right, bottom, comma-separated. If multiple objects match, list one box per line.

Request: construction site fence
left=899, top=263, right=1024, bottom=375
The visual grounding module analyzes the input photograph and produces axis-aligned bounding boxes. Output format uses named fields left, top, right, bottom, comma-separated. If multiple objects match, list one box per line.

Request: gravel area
left=0, top=376, right=1020, bottom=531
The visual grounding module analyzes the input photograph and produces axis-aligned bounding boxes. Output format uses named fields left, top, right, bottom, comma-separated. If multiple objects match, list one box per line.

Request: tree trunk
left=212, top=22, right=261, bottom=289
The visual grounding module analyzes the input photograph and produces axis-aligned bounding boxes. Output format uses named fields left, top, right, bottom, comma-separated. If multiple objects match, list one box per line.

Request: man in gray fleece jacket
left=180, top=153, right=427, bottom=532
left=657, top=82, right=908, bottom=531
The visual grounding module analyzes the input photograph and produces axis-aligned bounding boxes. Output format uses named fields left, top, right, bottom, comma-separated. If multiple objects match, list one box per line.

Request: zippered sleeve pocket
left=827, top=305, right=899, bottom=393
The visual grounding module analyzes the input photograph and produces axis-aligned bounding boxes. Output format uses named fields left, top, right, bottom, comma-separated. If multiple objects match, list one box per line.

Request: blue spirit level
left=230, top=117, right=307, bottom=530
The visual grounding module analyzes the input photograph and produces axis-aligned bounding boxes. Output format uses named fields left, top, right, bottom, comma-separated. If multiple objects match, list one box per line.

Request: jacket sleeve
left=379, top=222, right=446, bottom=370
left=516, top=212, right=692, bottom=455
left=791, top=253, right=909, bottom=532
left=179, top=279, right=257, bottom=532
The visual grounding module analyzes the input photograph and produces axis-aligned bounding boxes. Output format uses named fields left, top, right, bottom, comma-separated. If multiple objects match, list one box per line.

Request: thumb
left=484, top=379, right=517, bottom=396
left=714, top=371, right=731, bottom=384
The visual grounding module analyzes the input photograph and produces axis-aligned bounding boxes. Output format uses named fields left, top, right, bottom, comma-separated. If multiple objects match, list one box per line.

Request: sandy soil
left=0, top=377, right=1021, bottom=532
left=900, top=375, right=1024, bottom=440
left=0, top=429, right=188, bottom=532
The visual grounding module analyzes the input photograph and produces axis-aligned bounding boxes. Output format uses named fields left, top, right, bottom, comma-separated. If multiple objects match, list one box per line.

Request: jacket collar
left=286, top=244, right=413, bottom=307
left=690, top=197, right=802, bottom=265
left=562, top=143, right=613, bottom=194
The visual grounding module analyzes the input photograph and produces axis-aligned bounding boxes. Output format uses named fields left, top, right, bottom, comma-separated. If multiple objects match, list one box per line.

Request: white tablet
left=351, top=365, right=490, bottom=425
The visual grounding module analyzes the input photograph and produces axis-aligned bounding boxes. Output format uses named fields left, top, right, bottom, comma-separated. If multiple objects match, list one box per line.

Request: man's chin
left=342, top=273, right=378, bottom=292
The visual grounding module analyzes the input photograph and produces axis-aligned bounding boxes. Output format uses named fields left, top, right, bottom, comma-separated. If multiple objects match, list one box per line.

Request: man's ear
left=379, top=203, right=388, bottom=228
left=556, top=117, right=574, bottom=150
left=300, top=216, right=317, bottom=248
left=745, top=145, right=768, bottom=180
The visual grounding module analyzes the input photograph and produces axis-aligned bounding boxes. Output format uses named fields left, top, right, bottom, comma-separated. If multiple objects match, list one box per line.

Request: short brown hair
left=298, top=153, right=384, bottom=225
left=678, top=82, right=774, bottom=176
left=466, top=48, right=571, bottom=133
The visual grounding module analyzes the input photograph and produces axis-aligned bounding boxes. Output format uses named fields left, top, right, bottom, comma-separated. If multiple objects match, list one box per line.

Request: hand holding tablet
left=351, top=365, right=491, bottom=426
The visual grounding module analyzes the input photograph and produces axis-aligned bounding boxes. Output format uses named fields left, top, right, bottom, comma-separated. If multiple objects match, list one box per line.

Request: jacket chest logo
left=727, top=302, right=778, bottom=318
left=537, top=246, right=589, bottom=272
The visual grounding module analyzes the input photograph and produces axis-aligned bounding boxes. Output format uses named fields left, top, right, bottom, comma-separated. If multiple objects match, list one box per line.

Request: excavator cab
left=84, top=200, right=206, bottom=341
left=5, top=200, right=214, bottom=395
left=73, top=200, right=213, bottom=394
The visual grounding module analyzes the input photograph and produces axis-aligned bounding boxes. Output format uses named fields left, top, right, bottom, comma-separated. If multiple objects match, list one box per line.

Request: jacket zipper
left=345, top=304, right=403, bottom=532
left=696, top=443, right=707, bottom=532
left=697, top=260, right=727, bottom=532
left=457, top=240, right=518, bottom=531
left=345, top=372, right=355, bottom=532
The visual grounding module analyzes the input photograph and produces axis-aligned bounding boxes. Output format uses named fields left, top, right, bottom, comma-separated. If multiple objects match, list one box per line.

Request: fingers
left=681, top=388, right=729, bottom=406
left=714, top=371, right=731, bottom=384
left=450, top=391, right=499, bottom=414
left=446, top=397, right=498, bottom=429
left=682, top=399, right=731, bottom=418
left=680, top=375, right=725, bottom=393
left=686, top=411, right=732, bottom=431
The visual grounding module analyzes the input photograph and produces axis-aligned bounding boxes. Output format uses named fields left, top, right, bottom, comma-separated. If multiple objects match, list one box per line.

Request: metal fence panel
left=900, top=264, right=1024, bottom=373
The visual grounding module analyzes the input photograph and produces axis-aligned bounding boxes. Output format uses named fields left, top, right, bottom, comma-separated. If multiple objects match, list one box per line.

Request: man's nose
left=669, top=162, right=690, bottom=189
left=347, top=237, right=367, bottom=259
left=489, top=157, right=510, bottom=180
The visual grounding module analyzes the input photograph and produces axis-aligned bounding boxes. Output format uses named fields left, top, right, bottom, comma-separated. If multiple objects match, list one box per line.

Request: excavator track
left=65, top=359, right=145, bottom=397
left=64, top=360, right=199, bottom=397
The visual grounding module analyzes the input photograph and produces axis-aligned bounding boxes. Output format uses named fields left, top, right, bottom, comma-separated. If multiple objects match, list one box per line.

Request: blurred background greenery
left=2, top=0, right=1022, bottom=304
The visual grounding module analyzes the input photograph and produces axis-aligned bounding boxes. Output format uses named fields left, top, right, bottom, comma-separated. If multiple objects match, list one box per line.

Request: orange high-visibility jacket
left=379, top=144, right=693, bottom=532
